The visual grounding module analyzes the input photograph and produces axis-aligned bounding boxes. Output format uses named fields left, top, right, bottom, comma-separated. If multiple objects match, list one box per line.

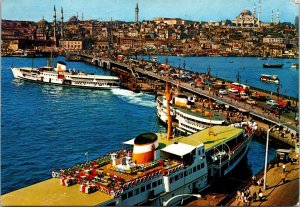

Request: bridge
left=76, top=54, right=298, bottom=135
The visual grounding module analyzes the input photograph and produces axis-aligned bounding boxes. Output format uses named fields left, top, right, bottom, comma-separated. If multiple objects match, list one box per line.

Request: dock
left=1, top=178, right=112, bottom=206
left=229, top=157, right=299, bottom=206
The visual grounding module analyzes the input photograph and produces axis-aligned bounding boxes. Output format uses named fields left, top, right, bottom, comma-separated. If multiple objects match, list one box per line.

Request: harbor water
left=1, top=56, right=282, bottom=195
left=140, top=55, right=299, bottom=99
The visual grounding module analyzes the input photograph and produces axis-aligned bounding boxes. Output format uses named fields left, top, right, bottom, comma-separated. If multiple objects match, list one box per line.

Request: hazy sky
left=2, top=0, right=299, bottom=23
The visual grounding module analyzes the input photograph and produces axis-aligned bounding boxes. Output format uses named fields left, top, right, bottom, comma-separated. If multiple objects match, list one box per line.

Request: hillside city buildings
left=1, top=2, right=298, bottom=58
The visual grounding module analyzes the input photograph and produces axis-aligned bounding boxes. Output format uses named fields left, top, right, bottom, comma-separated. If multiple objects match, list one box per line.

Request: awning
left=161, top=142, right=196, bottom=157
left=123, top=138, right=135, bottom=145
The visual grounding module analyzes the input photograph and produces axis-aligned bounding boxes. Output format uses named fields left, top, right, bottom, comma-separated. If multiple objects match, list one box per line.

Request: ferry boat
left=46, top=122, right=256, bottom=206
left=156, top=94, right=227, bottom=135
left=263, top=63, right=284, bottom=68
left=11, top=61, right=120, bottom=89
left=260, top=74, right=279, bottom=84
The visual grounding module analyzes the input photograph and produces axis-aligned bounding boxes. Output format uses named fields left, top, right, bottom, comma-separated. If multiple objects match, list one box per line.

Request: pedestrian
left=253, top=192, right=257, bottom=202
left=258, top=192, right=264, bottom=201
left=282, top=164, right=286, bottom=173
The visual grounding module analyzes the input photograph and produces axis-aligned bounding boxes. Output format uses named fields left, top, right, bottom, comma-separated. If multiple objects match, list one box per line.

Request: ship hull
left=11, top=67, right=120, bottom=90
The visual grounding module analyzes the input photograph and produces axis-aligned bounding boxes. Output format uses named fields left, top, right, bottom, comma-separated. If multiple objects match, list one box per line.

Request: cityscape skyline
left=2, top=0, right=299, bottom=23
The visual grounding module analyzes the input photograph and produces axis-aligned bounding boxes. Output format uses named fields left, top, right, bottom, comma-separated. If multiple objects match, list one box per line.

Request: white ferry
left=156, top=94, right=227, bottom=135
left=11, top=61, right=120, bottom=89
left=46, top=122, right=256, bottom=206
left=260, top=74, right=279, bottom=84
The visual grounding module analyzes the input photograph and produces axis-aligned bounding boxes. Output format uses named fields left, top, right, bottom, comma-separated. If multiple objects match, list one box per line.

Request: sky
left=2, top=0, right=299, bottom=23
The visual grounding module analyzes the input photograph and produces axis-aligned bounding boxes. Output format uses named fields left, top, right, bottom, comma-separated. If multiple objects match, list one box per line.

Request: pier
left=74, top=53, right=298, bottom=139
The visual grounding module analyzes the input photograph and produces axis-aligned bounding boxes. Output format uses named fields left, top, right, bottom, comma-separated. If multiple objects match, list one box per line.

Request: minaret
left=258, top=0, right=261, bottom=27
left=60, top=7, right=64, bottom=38
left=135, top=2, right=139, bottom=25
left=77, top=12, right=79, bottom=21
left=276, top=9, right=279, bottom=24
left=253, top=4, right=256, bottom=17
left=271, top=10, right=274, bottom=24
left=82, top=12, right=84, bottom=21
left=53, top=5, right=57, bottom=41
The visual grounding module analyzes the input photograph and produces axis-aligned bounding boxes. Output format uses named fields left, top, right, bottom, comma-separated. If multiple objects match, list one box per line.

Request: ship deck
left=157, top=96, right=225, bottom=121
left=158, top=126, right=243, bottom=151
left=1, top=178, right=112, bottom=206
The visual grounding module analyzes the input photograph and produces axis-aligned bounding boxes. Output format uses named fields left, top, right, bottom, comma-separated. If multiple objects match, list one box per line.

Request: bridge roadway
left=80, top=54, right=298, bottom=134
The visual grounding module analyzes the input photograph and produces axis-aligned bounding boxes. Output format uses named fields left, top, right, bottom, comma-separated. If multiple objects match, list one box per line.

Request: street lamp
left=263, top=124, right=280, bottom=190
left=163, top=194, right=201, bottom=206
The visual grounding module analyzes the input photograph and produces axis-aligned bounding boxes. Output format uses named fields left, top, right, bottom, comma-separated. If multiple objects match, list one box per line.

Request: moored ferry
left=11, top=61, right=120, bottom=89
left=260, top=74, right=279, bottom=84
left=1, top=123, right=257, bottom=206
left=156, top=94, right=227, bottom=135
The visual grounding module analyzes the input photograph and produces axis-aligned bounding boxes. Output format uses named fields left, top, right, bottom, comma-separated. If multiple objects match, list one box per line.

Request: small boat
left=291, top=63, right=299, bottom=69
left=260, top=74, right=279, bottom=84
left=263, top=63, right=284, bottom=68
left=11, top=61, right=120, bottom=90
left=150, top=56, right=157, bottom=62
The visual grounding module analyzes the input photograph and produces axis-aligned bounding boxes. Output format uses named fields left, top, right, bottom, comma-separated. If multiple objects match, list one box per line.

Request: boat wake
left=111, top=88, right=156, bottom=108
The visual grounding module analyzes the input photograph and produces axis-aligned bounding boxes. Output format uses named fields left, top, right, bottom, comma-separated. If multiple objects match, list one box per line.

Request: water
left=139, top=56, right=299, bottom=98
left=1, top=56, right=277, bottom=195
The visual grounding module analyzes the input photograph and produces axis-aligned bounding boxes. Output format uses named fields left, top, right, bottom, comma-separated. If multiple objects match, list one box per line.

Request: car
left=228, top=88, right=238, bottom=93
left=266, top=100, right=278, bottom=106
left=218, top=89, right=228, bottom=95
left=246, top=99, right=257, bottom=105
left=240, top=95, right=249, bottom=100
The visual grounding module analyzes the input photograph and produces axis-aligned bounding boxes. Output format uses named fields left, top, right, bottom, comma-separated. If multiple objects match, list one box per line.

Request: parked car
left=246, top=99, right=257, bottom=105
left=266, top=100, right=278, bottom=106
left=218, top=89, right=228, bottom=95
left=228, top=88, right=238, bottom=93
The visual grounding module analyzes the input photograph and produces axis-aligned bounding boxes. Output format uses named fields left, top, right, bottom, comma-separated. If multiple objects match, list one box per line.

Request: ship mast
left=164, top=59, right=172, bottom=140
left=207, top=65, right=214, bottom=136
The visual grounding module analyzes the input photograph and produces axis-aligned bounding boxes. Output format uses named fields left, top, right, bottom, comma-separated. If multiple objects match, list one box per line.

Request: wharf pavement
left=229, top=159, right=299, bottom=206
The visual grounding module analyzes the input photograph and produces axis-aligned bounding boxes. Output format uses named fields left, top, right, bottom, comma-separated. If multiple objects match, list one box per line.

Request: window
left=189, top=169, right=192, bottom=174
left=121, top=193, right=127, bottom=200
left=175, top=175, right=179, bottom=181
left=141, top=186, right=145, bottom=192
left=201, top=163, right=204, bottom=168
left=193, top=166, right=196, bottom=172
left=128, top=191, right=133, bottom=198
left=134, top=188, right=140, bottom=195
left=170, top=177, right=174, bottom=184
left=146, top=183, right=151, bottom=190
left=184, top=171, right=188, bottom=177
left=158, top=179, right=162, bottom=185
left=152, top=181, right=157, bottom=188
left=197, top=165, right=200, bottom=171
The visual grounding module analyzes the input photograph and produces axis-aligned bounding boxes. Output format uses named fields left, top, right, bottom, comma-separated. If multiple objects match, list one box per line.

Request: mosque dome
left=68, top=16, right=78, bottom=23
left=240, top=9, right=252, bottom=16
left=36, top=18, right=49, bottom=26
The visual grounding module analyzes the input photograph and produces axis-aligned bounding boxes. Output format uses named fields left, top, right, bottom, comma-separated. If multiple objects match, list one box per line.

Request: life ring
left=119, top=188, right=124, bottom=195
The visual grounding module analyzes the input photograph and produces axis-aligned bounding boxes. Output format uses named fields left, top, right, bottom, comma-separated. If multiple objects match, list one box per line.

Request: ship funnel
left=55, top=61, right=67, bottom=72
left=132, top=133, right=158, bottom=164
